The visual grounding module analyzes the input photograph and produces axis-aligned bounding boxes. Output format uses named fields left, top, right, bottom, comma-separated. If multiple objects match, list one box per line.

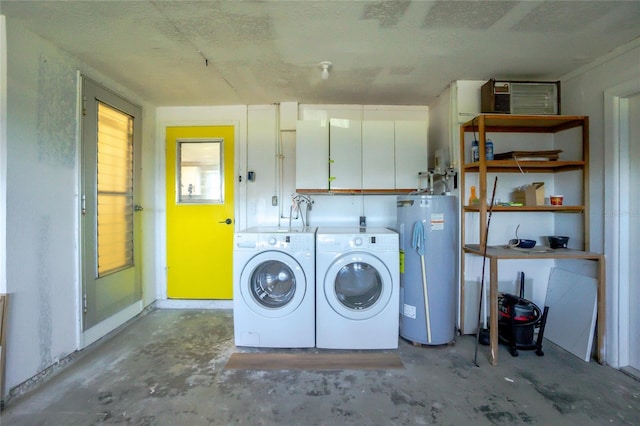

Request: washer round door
left=240, top=251, right=306, bottom=318
left=323, top=251, right=393, bottom=320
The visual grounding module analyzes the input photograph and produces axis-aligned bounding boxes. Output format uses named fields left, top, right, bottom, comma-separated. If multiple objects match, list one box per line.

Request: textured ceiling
left=2, top=0, right=639, bottom=107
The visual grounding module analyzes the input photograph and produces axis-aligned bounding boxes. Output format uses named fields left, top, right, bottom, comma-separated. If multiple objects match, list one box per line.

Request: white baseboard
left=82, top=300, right=143, bottom=348
left=155, top=299, right=233, bottom=310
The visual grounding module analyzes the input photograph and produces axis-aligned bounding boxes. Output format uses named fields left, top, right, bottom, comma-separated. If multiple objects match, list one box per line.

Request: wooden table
left=464, top=245, right=605, bottom=366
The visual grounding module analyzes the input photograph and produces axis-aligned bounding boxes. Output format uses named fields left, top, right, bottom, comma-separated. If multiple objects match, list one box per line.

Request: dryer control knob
left=354, top=237, right=363, bottom=246
left=268, top=237, right=277, bottom=246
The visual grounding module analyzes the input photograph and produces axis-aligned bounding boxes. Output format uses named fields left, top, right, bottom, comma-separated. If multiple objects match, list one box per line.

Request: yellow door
left=166, top=126, right=235, bottom=299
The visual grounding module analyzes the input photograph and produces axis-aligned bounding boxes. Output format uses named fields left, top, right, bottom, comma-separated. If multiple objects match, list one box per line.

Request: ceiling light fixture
left=320, top=61, right=332, bottom=80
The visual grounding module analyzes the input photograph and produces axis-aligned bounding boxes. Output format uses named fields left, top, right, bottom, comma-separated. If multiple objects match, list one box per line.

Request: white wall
left=428, top=80, right=485, bottom=173
left=428, top=85, right=453, bottom=171
left=246, top=106, right=280, bottom=227
left=561, top=39, right=640, bottom=253
left=560, top=38, right=640, bottom=365
left=4, top=18, right=157, bottom=395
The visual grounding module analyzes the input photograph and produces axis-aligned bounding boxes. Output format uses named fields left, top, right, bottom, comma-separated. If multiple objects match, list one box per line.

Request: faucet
left=426, top=167, right=455, bottom=194
left=417, top=167, right=456, bottom=195
left=289, top=194, right=314, bottom=228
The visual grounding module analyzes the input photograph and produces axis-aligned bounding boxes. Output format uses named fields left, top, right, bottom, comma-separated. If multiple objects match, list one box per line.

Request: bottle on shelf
left=471, top=140, right=479, bottom=163
left=468, top=185, right=479, bottom=206
left=486, top=139, right=494, bottom=160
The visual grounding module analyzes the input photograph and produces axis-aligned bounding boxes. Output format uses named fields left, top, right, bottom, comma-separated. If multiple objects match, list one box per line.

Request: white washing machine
left=315, top=227, right=400, bottom=349
left=233, top=226, right=316, bottom=348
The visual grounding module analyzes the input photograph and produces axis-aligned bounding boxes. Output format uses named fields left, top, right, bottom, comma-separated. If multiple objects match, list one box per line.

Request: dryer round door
left=239, top=251, right=307, bottom=318
left=322, top=251, right=393, bottom=320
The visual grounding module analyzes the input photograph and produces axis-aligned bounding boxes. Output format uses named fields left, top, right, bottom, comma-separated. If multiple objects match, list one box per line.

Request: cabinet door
left=329, top=119, right=361, bottom=190
left=362, top=121, right=395, bottom=189
left=395, top=121, right=427, bottom=190
left=296, top=120, right=329, bottom=190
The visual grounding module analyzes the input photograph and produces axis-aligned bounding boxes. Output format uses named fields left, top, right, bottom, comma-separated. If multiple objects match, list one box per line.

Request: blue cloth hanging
left=412, top=220, right=425, bottom=256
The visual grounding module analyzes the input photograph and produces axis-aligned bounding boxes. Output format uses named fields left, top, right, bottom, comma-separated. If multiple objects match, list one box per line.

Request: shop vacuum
left=498, top=272, right=550, bottom=357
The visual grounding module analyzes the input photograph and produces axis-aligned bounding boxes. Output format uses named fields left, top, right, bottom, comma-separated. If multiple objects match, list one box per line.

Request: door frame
left=155, top=115, right=244, bottom=307
left=79, top=74, right=144, bottom=347
left=604, top=78, right=640, bottom=369
left=0, top=16, right=6, bottom=296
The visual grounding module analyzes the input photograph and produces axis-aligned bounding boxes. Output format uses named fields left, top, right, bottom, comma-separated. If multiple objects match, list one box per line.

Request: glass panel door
left=82, top=77, right=141, bottom=330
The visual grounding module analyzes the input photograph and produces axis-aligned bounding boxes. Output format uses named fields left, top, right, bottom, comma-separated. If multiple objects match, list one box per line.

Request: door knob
left=134, top=205, right=144, bottom=211
left=219, top=218, right=232, bottom=225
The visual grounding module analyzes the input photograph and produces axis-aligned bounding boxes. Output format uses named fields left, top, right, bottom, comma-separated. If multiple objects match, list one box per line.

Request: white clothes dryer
left=233, top=226, right=316, bottom=348
left=315, top=227, right=400, bottom=349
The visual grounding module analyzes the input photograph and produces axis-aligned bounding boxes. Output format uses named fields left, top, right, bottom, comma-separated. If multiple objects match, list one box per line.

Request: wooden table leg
left=489, top=258, right=499, bottom=366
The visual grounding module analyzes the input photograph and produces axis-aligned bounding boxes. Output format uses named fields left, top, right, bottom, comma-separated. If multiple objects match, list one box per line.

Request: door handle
left=134, top=205, right=144, bottom=212
left=219, top=218, right=232, bottom=225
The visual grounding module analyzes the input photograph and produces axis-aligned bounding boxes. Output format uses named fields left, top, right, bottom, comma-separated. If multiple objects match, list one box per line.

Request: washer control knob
left=354, top=237, right=363, bottom=246
left=268, top=237, right=277, bottom=246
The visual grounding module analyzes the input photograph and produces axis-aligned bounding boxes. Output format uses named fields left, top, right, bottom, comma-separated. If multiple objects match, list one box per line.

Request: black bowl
left=548, top=236, right=569, bottom=249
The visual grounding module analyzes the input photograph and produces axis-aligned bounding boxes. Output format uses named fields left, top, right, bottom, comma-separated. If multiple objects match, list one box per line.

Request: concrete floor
left=2, top=309, right=639, bottom=426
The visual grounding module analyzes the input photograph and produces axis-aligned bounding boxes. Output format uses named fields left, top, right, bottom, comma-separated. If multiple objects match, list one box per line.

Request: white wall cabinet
left=295, top=120, right=329, bottom=191
left=329, top=119, right=362, bottom=190
left=296, top=119, right=427, bottom=193
left=362, top=121, right=395, bottom=189
left=394, top=121, right=428, bottom=190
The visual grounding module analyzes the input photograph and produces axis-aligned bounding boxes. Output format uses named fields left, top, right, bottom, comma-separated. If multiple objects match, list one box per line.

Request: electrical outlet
left=272, top=196, right=278, bottom=206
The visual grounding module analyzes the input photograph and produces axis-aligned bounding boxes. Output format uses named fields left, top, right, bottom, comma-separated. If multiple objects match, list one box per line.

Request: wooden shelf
left=460, top=114, right=588, bottom=133
left=459, top=114, right=590, bottom=251
left=463, top=160, right=585, bottom=173
left=464, top=244, right=600, bottom=260
left=464, top=205, right=584, bottom=213
left=458, top=115, right=596, bottom=367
